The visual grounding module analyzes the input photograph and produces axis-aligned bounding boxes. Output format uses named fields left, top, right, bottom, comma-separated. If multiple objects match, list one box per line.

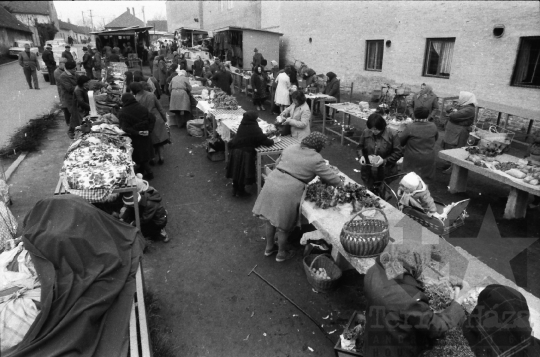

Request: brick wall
left=166, top=0, right=201, bottom=32
left=274, top=1, right=540, bottom=116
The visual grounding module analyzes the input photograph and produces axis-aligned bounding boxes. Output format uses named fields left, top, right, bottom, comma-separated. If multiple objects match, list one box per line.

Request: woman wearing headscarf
left=253, top=132, right=343, bottom=262
left=157, top=55, right=168, bottom=93
left=131, top=83, right=169, bottom=165
left=118, top=93, right=156, bottom=180
left=460, top=284, right=539, bottom=357
left=274, top=68, right=291, bottom=113
left=356, top=113, right=403, bottom=196
left=410, top=83, right=439, bottom=121
left=363, top=245, right=466, bottom=357
left=441, top=91, right=477, bottom=173
left=193, top=55, right=204, bottom=77
left=400, top=107, right=439, bottom=181
left=226, top=111, right=275, bottom=197
left=323, top=72, right=340, bottom=118
left=251, top=65, right=269, bottom=111
left=169, top=69, right=192, bottom=127
left=279, top=90, right=311, bottom=140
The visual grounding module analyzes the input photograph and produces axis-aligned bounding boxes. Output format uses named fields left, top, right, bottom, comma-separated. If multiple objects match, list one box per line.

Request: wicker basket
left=303, top=254, right=342, bottom=293
left=340, top=208, right=390, bottom=258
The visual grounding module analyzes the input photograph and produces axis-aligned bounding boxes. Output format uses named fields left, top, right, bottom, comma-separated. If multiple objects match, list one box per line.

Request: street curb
left=5, top=152, right=28, bottom=181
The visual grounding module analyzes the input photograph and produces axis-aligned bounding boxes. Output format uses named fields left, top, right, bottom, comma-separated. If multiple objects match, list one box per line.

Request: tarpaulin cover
left=5, top=195, right=144, bottom=357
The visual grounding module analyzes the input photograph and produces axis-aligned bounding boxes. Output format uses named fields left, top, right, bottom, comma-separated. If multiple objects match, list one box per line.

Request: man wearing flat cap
left=42, top=43, right=57, bottom=85
left=62, top=45, right=74, bottom=62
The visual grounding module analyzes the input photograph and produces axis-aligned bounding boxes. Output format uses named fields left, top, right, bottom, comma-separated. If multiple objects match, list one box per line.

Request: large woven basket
left=340, top=208, right=390, bottom=258
left=303, top=254, right=342, bottom=293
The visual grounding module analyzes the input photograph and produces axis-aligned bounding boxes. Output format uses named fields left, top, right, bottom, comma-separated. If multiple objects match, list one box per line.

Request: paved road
left=0, top=61, right=61, bottom=149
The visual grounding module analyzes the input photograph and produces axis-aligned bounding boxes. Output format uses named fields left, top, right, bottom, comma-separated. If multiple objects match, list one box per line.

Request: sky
left=53, top=1, right=167, bottom=29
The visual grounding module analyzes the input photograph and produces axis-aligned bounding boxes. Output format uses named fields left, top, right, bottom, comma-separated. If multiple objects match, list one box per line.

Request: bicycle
left=379, top=83, right=409, bottom=115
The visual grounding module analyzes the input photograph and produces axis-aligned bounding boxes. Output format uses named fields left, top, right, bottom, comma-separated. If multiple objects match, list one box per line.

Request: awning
left=212, top=26, right=283, bottom=36
left=91, top=26, right=154, bottom=35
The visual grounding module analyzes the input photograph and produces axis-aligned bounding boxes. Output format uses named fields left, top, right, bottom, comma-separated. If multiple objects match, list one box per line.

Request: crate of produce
left=334, top=311, right=365, bottom=357
left=303, top=254, right=342, bottom=293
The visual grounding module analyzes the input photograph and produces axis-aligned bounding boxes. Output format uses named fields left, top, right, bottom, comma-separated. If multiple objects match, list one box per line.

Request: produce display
left=309, top=267, right=331, bottom=280
left=305, top=180, right=381, bottom=210
left=465, top=144, right=504, bottom=157
left=212, top=91, right=239, bottom=110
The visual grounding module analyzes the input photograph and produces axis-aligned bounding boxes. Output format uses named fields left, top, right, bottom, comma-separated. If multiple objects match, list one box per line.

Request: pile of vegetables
left=305, top=181, right=381, bottom=210
left=504, top=164, right=540, bottom=185
left=310, top=267, right=330, bottom=280
left=465, top=146, right=502, bottom=158
left=212, top=91, right=239, bottom=110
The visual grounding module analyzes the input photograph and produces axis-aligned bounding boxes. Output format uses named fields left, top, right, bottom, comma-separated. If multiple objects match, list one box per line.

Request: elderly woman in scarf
left=130, top=82, right=169, bottom=165
left=441, top=91, right=477, bottom=173
left=460, top=284, right=539, bottom=357
left=251, top=65, right=269, bottom=111
left=253, top=132, right=343, bottom=262
left=157, top=55, right=168, bottom=92
left=118, top=93, right=156, bottom=180
left=410, top=83, right=439, bottom=121
left=226, top=111, right=275, bottom=197
left=169, top=69, right=192, bottom=127
left=363, top=245, right=466, bottom=357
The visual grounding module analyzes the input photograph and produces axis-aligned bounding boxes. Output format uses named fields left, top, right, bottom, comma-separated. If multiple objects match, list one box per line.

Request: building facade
left=0, top=5, right=33, bottom=56
left=57, top=20, right=91, bottom=44
left=0, top=1, right=59, bottom=46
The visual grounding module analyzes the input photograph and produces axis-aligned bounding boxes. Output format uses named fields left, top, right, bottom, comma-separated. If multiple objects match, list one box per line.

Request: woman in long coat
left=118, top=93, right=156, bottom=180
left=169, top=69, right=192, bottom=127
left=253, top=132, right=343, bottom=262
left=157, top=56, right=168, bottom=92
left=400, top=107, right=439, bottom=181
left=441, top=91, right=477, bottom=172
left=131, top=83, right=169, bottom=165
left=279, top=90, right=311, bottom=140
left=193, top=56, right=204, bottom=77
left=226, top=111, right=274, bottom=197
left=274, top=68, right=291, bottom=112
left=250, top=65, right=269, bottom=111
left=410, top=84, right=439, bottom=121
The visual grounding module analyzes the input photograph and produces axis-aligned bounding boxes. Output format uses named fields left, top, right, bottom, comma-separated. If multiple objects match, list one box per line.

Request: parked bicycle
left=379, top=83, right=409, bottom=115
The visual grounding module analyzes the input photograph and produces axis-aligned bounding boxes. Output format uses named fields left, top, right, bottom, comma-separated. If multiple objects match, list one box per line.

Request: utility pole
left=89, top=10, right=94, bottom=31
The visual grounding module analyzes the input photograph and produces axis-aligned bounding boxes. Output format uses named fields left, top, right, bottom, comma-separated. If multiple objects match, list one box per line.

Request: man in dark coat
left=252, top=48, right=265, bottom=69
left=363, top=250, right=466, bottom=357
left=118, top=93, right=156, bottom=180
left=81, top=47, right=94, bottom=79
left=210, top=58, right=221, bottom=74
left=212, top=65, right=233, bottom=95
left=18, top=43, right=40, bottom=89
left=92, top=47, right=102, bottom=79
left=62, top=45, right=74, bottom=62
left=57, top=61, right=79, bottom=138
left=54, top=58, right=71, bottom=126
left=42, top=44, right=57, bottom=85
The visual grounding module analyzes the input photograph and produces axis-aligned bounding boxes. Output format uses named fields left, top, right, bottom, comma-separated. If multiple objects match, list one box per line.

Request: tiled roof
left=147, top=20, right=167, bottom=32
left=58, top=20, right=90, bottom=34
left=0, top=5, right=32, bottom=33
left=104, top=10, right=144, bottom=29
left=0, top=1, right=50, bottom=15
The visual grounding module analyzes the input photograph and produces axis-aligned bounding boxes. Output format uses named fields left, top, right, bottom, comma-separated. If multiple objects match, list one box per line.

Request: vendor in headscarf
left=118, top=93, right=156, bottom=180
left=251, top=65, right=269, bottom=111
left=169, top=69, right=192, bottom=127
left=461, top=284, right=540, bottom=357
left=410, top=83, right=439, bottom=121
left=253, top=132, right=343, bottom=262
left=441, top=91, right=477, bottom=173
left=226, top=111, right=275, bottom=197
left=400, top=107, right=439, bottom=181
left=363, top=245, right=466, bottom=357
left=356, top=113, right=403, bottom=196
left=323, top=72, right=340, bottom=118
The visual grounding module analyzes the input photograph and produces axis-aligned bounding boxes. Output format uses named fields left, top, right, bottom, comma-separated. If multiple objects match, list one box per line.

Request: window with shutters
left=423, top=38, right=455, bottom=79
left=512, top=36, right=540, bottom=88
left=365, top=40, right=384, bottom=71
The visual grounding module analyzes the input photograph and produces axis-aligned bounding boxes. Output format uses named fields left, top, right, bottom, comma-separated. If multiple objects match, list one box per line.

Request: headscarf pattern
left=458, top=91, right=478, bottom=107
left=301, top=132, right=327, bottom=152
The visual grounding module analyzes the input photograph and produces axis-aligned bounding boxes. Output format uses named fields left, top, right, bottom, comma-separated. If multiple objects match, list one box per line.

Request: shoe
left=144, top=172, right=154, bottom=180
left=158, top=158, right=164, bottom=165
left=276, top=250, right=296, bottom=262
left=264, top=244, right=279, bottom=257
left=161, top=229, right=170, bottom=242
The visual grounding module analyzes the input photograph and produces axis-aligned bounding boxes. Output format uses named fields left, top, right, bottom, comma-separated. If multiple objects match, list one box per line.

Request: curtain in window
left=431, top=41, right=442, bottom=56
left=367, top=42, right=377, bottom=69
left=375, top=42, right=383, bottom=69
left=516, top=40, right=531, bottom=83
left=440, top=41, right=454, bottom=74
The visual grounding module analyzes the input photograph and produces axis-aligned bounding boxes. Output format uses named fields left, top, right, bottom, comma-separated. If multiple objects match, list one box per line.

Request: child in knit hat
left=397, top=172, right=444, bottom=220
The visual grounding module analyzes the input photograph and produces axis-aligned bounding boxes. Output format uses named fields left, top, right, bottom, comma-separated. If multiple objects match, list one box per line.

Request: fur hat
left=400, top=172, right=420, bottom=192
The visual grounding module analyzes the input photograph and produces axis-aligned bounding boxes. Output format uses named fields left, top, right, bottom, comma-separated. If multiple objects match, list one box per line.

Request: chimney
left=126, top=7, right=130, bottom=14
left=132, top=7, right=135, bottom=16
left=142, top=7, right=146, bottom=26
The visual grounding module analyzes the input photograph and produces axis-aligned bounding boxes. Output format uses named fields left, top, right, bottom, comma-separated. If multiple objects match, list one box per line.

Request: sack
left=187, top=119, right=204, bottom=137
left=0, top=201, right=17, bottom=252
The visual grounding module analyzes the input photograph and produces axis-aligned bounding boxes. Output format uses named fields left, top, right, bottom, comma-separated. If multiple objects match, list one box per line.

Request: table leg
left=203, top=113, right=208, bottom=138
left=322, top=103, right=327, bottom=134
left=309, top=99, right=314, bottom=124
left=504, top=188, right=529, bottom=219
left=257, top=153, right=262, bottom=195
left=340, top=110, right=345, bottom=145
left=448, top=165, right=468, bottom=193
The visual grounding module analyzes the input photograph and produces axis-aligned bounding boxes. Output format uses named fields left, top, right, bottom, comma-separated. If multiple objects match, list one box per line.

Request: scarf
left=458, top=91, right=478, bottom=107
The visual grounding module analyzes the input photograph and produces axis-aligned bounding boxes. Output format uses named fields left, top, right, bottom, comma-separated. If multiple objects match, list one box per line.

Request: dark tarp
left=6, top=195, right=144, bottom=357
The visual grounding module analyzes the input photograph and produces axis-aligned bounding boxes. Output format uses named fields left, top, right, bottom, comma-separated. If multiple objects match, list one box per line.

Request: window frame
left=422, top=37, right=456, bottom=79
left=511, top=36, right=540, bottom=89
left=364, top=39, right=384, bottom=72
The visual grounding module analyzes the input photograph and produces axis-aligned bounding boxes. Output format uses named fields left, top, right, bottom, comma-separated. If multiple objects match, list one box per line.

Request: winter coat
left=400, top=121, right=439, bottom=180
left=411, top=93, right=439, bottom=120
left=179, top=58, right=187, bottom=71
left=18, top=51, right=40, bottom=71
left=169, top=75, right=192, bottom=112
left=363, top=257, right=466, bottom=357
left=280, top=102, right=311, bottom=139
left=121, top=187, right=168, bottom=229
left=61, top=50, right=74, bottom=62
left=193, top=59, right=204, bottom=77
left=212, top=70, right=233, bottom=95
left=147, top=77, right=161, bottom=98
left=74, top=86, right=90, bottom=115
left=398, top=180, right=437, bottom=214
left=157, top=60, right=167, bottom=86
left=57, top=70, right=78, bottom=109
left=54, top=67, right=67, bottom=108
left=93, top=51, right=102, bottom=70
left=250, top=72, right=268, bottom=99
left=324, top=77, right=340, bottom=102
left=274, top=72, right=291, bottom=105
left=118, top=99, right=156, bottom=163
left=210, top=62, right=220, bottom=74
left=135, top=90, right=169, bottom=146
left=82, top=52, right=93, bottom=70
left=42, top=49, right=56, bottom=68
left=252, top=52, right=264, bottom=68
left=443, top=104, right=475, bottom=147
left=304, top=68, right=317, bottom=87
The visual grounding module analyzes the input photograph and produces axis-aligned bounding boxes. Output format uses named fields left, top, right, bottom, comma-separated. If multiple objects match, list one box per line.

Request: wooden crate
left=334, top=311, right=365, bottom=357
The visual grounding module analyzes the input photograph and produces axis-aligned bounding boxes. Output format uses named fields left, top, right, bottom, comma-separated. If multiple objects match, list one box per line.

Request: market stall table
left=305, top=93, right=336, bottom=123
left=439, top=148, right=540, bottom=219
left=256, top=136, right=301, bottom=194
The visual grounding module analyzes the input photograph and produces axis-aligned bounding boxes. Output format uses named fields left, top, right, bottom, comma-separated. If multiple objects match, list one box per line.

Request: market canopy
left=212, top=26, right=283, bottom=36
left=91, top=26, right=154, bottom=36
